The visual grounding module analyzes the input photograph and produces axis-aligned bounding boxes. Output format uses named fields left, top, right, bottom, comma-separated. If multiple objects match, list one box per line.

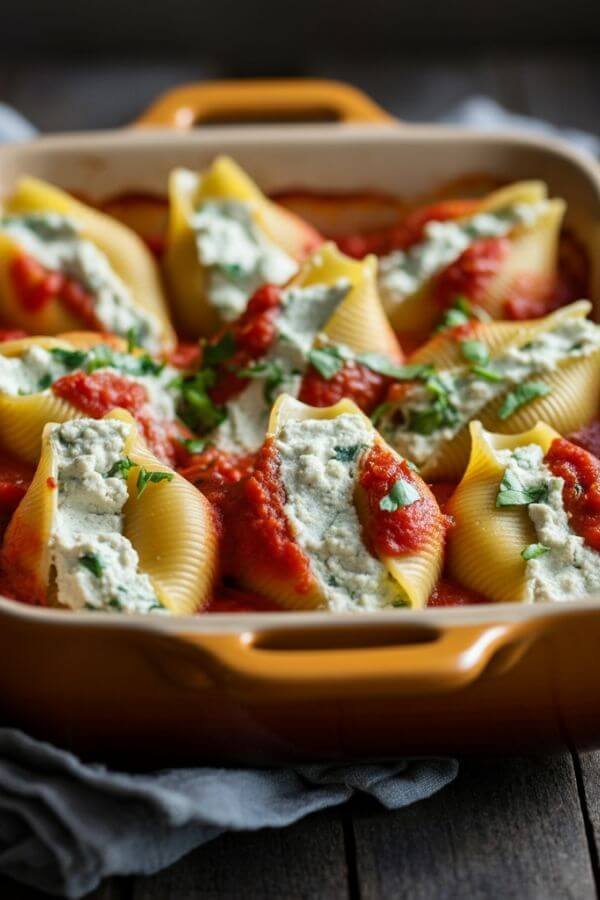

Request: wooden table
left=0, top=51, right=598, bottom=899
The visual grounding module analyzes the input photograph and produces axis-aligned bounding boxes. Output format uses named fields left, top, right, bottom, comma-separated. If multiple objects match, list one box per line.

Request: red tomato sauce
left=207, top=284, right=282, bottom=405
left=0, top=328, right=28, bottom=342
left=207, top=586, right=283, bottom=613
left=221, top=438, right=314, bottom=594
left=358, top=442, right=446, bottom=556
left=179, top=447, right=256, bottom=520
left=569, top=421, right=600, bottom=462
left=0, top=453, right=33, bottom=518
left=168, top=341, right=202, bottom=371
left=428, top=578, right=489, bottom=607
left=298, top=360, right=389, bottom=414
left=336, top=199, right=480, bottom=259
left=433, top=237, right=510, bottom=309
left=546, top=438, right=600, bottom=552
left=10, top=252, right=98, bottom=328
left=52, top=370, right=178, bottom=464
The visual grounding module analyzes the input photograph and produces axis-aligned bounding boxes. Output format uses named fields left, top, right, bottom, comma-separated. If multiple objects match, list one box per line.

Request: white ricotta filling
left=214, top=281, right=350, bottom=455
left=497, top=443, right=600, bottom=603
left=0, top=214, right=163, bottom=352
left=381, top=316, right=600, bottom=466
left=378, top=202, right=548, bottom=306
left=192, top=200, right=298, bottom=321
left=276, top=414, right=406, bottom=612
left=49, top=419, right=164, bottom=614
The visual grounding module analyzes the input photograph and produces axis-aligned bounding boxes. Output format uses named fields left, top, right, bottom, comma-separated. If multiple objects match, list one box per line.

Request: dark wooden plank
left=351, top=754, right=595, bottom=900
left=132, top=808, right=348, bottom=900
left=573, top=750, right=600, bottom=886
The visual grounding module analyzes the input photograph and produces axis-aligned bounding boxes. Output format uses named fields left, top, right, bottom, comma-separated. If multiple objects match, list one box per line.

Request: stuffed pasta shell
left=177, top=244, right=404, bottom=488
left=0, top=332, right=193, bottom=465
left=0, top=177, right=175, bottom=351
left=377, top=181, right=566, bottom=340
left=376, top=300, right=600, bottom=480
left=165, top=155, right=323, bottom=337
left=447, top=421, right=600, bottom=603
left=1, top=411, right=217, bottom=613
left=223, top=395, right=446, bottom=611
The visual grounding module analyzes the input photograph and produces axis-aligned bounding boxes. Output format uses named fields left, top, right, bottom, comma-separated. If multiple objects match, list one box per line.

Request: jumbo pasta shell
left=5, top=177, right=175, bottom=349
left=446, top=421, right=559, bottom=603
left=297, top=243, right=404, bottom=360
left=268, top=396, right=444, bottom=609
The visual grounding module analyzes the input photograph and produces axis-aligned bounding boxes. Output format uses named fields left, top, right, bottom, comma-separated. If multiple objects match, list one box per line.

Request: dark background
left=0, top=0, right=598, bottom=134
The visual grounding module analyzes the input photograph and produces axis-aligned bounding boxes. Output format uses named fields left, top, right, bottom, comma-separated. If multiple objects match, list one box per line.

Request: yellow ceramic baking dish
left=0, top=79, right=598, bottom=765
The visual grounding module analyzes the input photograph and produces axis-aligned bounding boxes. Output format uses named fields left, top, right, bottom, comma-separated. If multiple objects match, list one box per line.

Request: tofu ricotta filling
left=495, top=444, right=600, bottom=602
left=192, top=200, right=299, bottom=321
left=275, top=414, right=406, bottom=612
left=0, top=214, right=163, bottom=351
left=379, top=316, right=600, bottom=466
left=0, top=344, right=179, bottom=424
left=215, top=280, right=351, bottom=455
left=49, top=419, right=164, bottom=613
left=378, top=202, right=548, bottom=306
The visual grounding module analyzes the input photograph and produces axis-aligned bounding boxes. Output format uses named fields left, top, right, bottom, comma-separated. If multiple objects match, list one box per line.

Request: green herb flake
left=460, top=339, right=489, bottom=366
left=307, top=346, right=345, bottom=380
left=379, top=477, right=420, bottom=512
left=391, top=597, right=410, bottom=608
left=136, top=468, right=174, bottom=497
left=238, top=360, right=288, bottom=404
left=498, top=382, right=551, bottom=420
left=108, top=597, right=124, bottom=610
left=370, top=402, right=395, bottom=427
left=107, top=457, right=137, bottom=480
left=38, top=374, right=53, bottom=390
left=471, top=364, right=504, bottom=383
left=181, top=437, right=209, bottom=455
left=521, top=543, right=550, bottom=561
left=176, top=370, right=226, bottom=433
left=355, top=353, right=433, bottom=381
left=496, top=469, right=548, bottom=508
left=126, top=327, right=140, bottom=353
left=333, top=444, right=360, bottom=462
left=202, top=332, right=236, bottom=368
left=49, top=347, right=87, bottom=370
left=79, top=553, right=103, bottom=578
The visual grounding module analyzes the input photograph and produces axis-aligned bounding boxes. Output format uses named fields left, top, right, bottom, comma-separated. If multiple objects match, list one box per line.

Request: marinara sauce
left=545, top=438, right=600, bottom=552
left=51, top=370, right=178, bottom=464
left=358, top=442, right=446, bottom=556
left=299, top=359, right=389, bottom=415
left=10, top=252, right=98, bottom=328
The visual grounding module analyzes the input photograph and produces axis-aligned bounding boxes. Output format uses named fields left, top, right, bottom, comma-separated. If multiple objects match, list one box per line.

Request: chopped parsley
left=435, top=296, right=472, bottom=332
left=460, top=340, right=489, bottom=366
left=79, top=553, right=103, bottom=578
left=108, top=597, right=124, bottom=610
left=521, top=543, right=550, bottom=561
left=357, top=355, right=435, bottom=382
left=391, top=597, right=410, bottom=608
left=202, top=332, right=236, bottom=368
left=181, top=437, right=210, bottom=455
left=136, top=468, right=174, bottom=497
left=379, top=477, right=420, bottom=511
left=238, top=360, right=288, bottom=404
left=407, top=374, right=459, bottom=435
left=333, top=444, right=361, bottom=462
left=38, top=374, right=53, bottom=390
left=126, top=327, right=140, bottom=353
left=176, top=370, right=226, bottom=433
left=496, top=469, right=548, bottom=507
left=49, top=347, right=87, bottom=370
left=50, top=345, right=164, bottom=378
left=471, top=364, right=504, bottom=383
left=307, top=346, right=346, bottom=379
left=107, top=457, right=136, bottom=480
left=498, top=382, right=551, bottom=420
left=370, top=402, right=395, bottom=427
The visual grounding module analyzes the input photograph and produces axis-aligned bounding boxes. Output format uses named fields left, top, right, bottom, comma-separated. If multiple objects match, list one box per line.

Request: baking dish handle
left=168, top=620, right=536, bottom=700
left=134, top=78, right=396, bottom=129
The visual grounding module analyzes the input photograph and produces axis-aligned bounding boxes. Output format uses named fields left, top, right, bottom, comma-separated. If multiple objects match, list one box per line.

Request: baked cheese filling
left=275, top=414, right=406, bottom=612
left=49, top=419, right=165, bottom=613
left=214, top=280, right=351, bottom=455
left=379, top=316, right=600, bottom=466
left=495, top=444, right=600, bottom=602
left=0, top=214, right=163, bottom=351
left=192, top=200, right=298, bottom=321
left=0, top=344, right=179, bottom=424
left=377, top=202, right=548, bottom=307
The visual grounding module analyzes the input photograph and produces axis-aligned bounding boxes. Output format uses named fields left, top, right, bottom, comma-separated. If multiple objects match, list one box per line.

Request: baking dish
left=0, top=79, right=598, bottom=764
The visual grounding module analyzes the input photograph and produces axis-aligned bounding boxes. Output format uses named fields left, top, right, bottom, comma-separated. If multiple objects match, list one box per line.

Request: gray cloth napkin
left=0, top=728, right=458, bottom=898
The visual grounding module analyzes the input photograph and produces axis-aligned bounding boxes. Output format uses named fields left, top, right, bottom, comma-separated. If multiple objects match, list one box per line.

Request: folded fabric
left=0, top=728, right=458, bottom=898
